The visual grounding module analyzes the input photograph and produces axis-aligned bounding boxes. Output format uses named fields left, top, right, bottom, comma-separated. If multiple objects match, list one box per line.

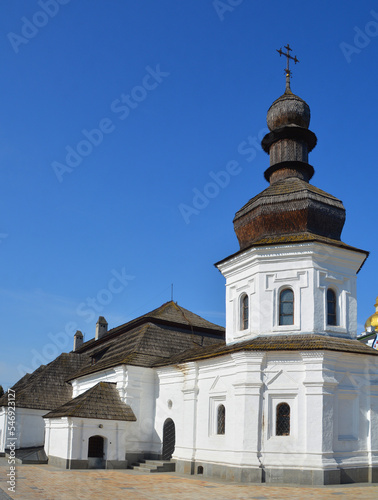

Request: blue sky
left=0, top=0, right=377, bottom=388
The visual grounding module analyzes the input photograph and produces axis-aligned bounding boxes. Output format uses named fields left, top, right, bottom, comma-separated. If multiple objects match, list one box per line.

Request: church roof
left=43, top=382, right=136, bottom=421
left=154, top=334, right=378, bottom=366
left=1, top=302, right=225, bottom=408
left=75, top=301, right=224, bottom=354
left=9, top=364, right=47, bottom=394
left=235, top=177, right=343, bottom=220
left=69, top=316, right=225, bottom=380
left=233, top=176, right=348, bottom=250
left=0, top=353, right=91, bottom=410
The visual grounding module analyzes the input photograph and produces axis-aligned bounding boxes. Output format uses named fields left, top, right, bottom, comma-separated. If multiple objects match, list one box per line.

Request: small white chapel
left=1, top=47, right=378, bottom=485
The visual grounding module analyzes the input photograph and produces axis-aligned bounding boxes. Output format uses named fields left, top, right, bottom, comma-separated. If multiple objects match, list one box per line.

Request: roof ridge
left=174, top=302, right=194, bottom=328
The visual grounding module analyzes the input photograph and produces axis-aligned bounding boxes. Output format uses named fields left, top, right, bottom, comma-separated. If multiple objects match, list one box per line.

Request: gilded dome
left=364, top=295, right=378, bottom=330
left=267, top=89, right=310, bottom=131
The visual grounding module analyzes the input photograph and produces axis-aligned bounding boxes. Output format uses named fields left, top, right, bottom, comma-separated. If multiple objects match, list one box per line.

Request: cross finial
left=276, top=44, right=299, bottom=92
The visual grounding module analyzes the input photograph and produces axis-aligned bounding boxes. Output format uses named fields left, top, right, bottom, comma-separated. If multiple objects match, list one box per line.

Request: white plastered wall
left=217, top=242, right=366, bottom=344
left=0, top=407, right=47, bottom=451
left=44, top=416, right=129, bottom=462
left=71, top=364, right=159, bottom=457
left=155, top=349, right=378, bottom=472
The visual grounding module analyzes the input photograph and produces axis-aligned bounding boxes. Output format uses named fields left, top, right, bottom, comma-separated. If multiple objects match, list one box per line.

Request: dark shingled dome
left=267, top=89, right=310, bottom=131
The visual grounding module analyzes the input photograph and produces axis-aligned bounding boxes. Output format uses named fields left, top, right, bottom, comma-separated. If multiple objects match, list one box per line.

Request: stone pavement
left=0, top=460, right=378, bottom=500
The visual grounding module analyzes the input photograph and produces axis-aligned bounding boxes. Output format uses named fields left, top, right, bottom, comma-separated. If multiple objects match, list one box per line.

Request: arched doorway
left=88, top=435, right=105, bottom=469
left=162, top=418, right=175, bottom=460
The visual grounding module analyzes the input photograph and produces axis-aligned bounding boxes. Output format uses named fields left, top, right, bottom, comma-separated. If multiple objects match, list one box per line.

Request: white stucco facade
left=44, top=416, right=130, bottom=469
left=217, top=242, right=366, bottom=344
left=70, top=364, right=160, bottom=461
left=2, top=234, right=377, bottom=484
left=155, top=346, right=378, bottom=483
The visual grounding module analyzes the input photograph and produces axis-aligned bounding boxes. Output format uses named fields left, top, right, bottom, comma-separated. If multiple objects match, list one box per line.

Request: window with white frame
left=209, top=396, right=226, bottom=436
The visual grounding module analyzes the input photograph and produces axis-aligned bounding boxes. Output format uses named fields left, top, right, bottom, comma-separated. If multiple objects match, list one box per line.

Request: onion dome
left=233, top=46, right=348, bottom=251
left=365, top=296, right=378, bottom=330
left=267, top=88, right=310, bottom=131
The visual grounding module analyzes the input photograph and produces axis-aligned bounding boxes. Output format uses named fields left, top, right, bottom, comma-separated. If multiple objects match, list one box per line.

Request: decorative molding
left=265, top=370, right=299, bottom=390
left=209, top=375, right=228, bottom=394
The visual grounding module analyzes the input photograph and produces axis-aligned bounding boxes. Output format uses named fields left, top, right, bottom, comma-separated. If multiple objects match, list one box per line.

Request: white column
left=231, top=352, right=264, bottom=467
left=177, top=363, right=198, bottom=462
left=302, top=352, right=338, bottom=469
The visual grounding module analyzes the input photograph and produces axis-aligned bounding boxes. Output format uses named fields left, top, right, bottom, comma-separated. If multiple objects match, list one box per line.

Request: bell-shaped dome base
left=233, top=177, right=346, bottom=251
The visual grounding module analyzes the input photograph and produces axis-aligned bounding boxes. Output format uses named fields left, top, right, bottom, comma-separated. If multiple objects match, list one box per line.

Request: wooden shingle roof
left=68, top=301, right=225, bottom=379
left=0, top=353, right=91, bottom=410
left=154, top=334, right=378, bottom=366
left=234, top=178, right=344, bottom=220
left=76, top=301, right=224, bottom=353
left=43, top=382, right=136, bottom=421
left=69, top=320, right=224, bottom=380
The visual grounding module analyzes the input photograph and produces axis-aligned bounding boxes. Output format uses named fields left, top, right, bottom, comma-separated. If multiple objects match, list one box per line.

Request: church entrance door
left=88, top=435, right=105, bottom=469
left=162, top=418, right=175, bottom=460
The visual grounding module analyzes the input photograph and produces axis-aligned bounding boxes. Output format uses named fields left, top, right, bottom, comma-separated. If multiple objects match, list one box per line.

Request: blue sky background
left=0, top=0, right=377, bottom=388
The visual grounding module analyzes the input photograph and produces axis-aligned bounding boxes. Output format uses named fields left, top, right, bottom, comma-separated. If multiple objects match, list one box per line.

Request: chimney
left=95, top=316, right=108, bottom=340
left=73, top=330, right=83, bottom=351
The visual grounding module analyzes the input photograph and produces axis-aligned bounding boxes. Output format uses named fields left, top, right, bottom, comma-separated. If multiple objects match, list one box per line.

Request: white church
left=1, top=50, right=378, bottom=485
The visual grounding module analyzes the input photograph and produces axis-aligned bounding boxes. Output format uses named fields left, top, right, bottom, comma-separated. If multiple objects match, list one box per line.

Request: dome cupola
left=365, top=296, right=378, bottom=331
left=267, top=90, right=310, bottom=131
left=233, top=45, right=346, bottom=251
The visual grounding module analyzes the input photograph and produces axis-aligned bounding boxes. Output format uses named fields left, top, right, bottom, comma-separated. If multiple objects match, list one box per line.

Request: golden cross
left=276, top=44, right=299, bottom=91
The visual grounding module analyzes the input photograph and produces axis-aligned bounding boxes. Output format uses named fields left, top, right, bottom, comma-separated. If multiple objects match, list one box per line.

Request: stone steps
left=129, top=459, right=175, bottom=473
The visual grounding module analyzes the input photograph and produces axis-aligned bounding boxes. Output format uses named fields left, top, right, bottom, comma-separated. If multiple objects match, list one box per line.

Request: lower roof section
left=154, top=334, right=378, bottom=366
left=43, top=382, right=136, bottom=421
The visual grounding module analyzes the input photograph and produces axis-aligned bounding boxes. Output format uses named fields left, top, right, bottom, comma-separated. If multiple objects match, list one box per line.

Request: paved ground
left=0, top=460, right=378, bottom=500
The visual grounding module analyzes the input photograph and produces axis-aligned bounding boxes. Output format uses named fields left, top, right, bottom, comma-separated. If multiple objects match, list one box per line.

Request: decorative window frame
left=230, top=278, right=256, bottom=338
left=318, top=271, right=348, bottom=333
left=209, top=396, right=226, bottom=436
left=267, top=393, right=297, bottom=440
left=266, top=270, right=308, bottom=332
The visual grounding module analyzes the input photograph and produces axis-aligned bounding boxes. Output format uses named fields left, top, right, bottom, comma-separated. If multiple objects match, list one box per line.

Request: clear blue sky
left=1, top=1, right=377, bottom=388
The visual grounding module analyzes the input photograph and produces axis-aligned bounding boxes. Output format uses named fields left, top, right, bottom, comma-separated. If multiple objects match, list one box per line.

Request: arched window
left=327, top=289, right=337, bottom=326
left=279, top=288, right=294, bottom=325
left=276, top=403, right=290, bottom=436
left=217, top=404, right=225, bottom=434
left=240, top=294, right=249, bottom=330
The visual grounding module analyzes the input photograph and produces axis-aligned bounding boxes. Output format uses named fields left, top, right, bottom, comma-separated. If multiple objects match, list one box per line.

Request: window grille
left=327, top=289, right=337, bottom=326
left=279, top=289, right=294, bottom=325
left=217, top=404, right=225, bottom=434
left=276, top=403, right=290, bottom=436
